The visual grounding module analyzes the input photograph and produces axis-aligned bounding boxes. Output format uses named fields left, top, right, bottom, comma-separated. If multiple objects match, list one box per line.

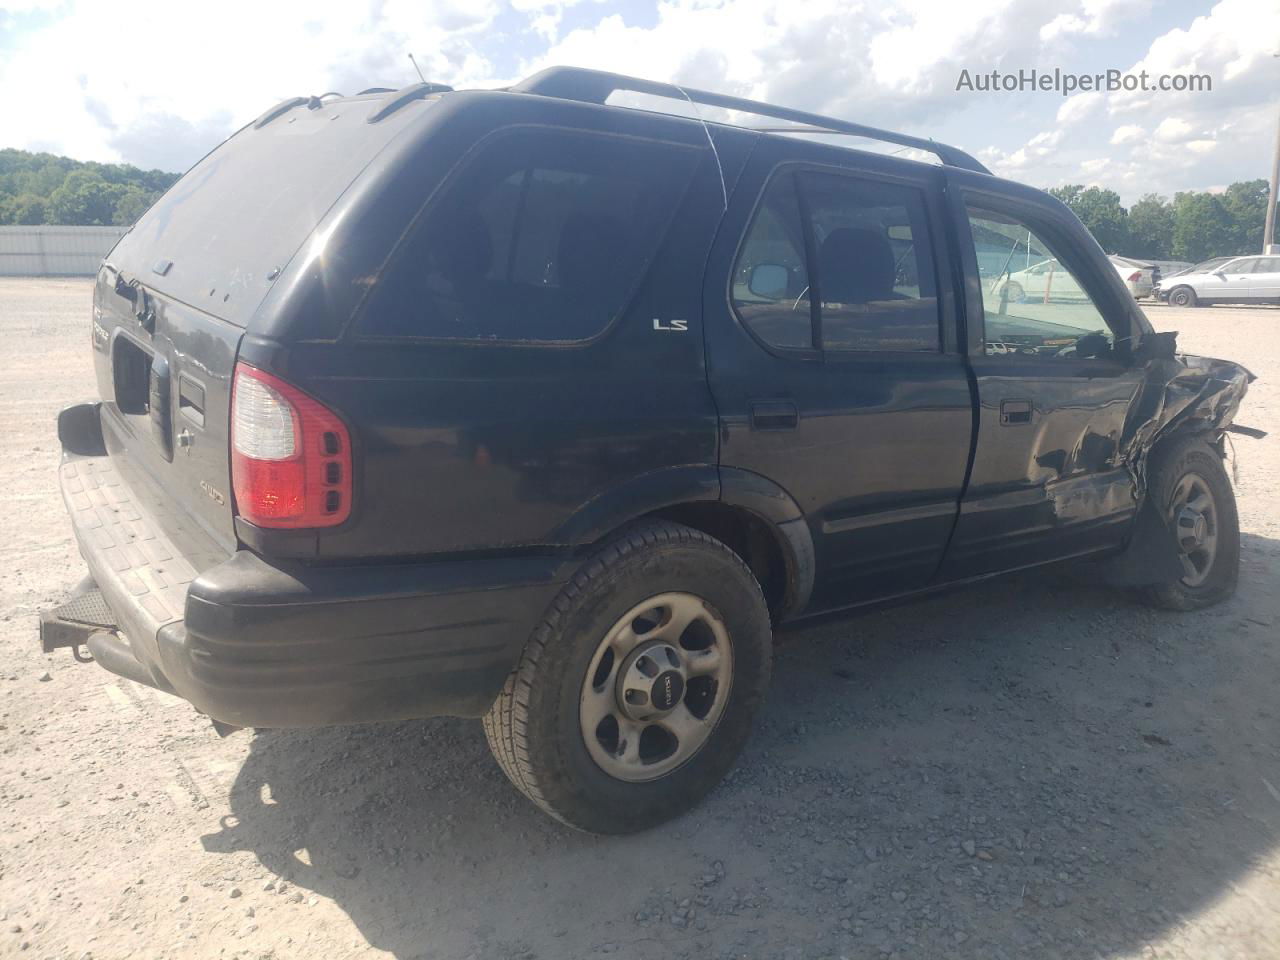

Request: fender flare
left=551, top=465, right=816, bottom=620
left=719, top=467, right=815, bottom=618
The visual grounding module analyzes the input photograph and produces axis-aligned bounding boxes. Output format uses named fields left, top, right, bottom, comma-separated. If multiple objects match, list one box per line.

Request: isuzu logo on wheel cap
left=652, top=670, right=684, bottom=712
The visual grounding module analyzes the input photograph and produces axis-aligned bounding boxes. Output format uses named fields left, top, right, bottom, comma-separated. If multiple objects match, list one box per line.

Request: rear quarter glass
left=353, top=126, right=700, bottom=343
left=107, top=96, right=429, bottom=327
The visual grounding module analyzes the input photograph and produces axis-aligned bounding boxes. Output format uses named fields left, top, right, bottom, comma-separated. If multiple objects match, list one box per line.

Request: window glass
left=730, top=174, right=813, bottom=349
left=801, top=173, right=940, bottom=352
left=1255, top=258, right=1280, bottom=274
left=358, top=128, right=698, bottom=341
left=1227, top=258, right=1259, bottom=274
left=968, top=205, right=1116, bottom=360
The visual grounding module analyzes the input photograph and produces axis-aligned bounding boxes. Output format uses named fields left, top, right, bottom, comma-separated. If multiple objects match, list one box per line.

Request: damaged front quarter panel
left=1100, top=331, right=1257, bottom=586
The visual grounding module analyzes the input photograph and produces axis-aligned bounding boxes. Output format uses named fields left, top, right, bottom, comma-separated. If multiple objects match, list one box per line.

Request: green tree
left=1048, top=184, right=1082, bottom=207
left=1050, top=184, right=1129, bottom=253
left=1171, top=192, right=1235, bottom=262
left=1126, top=194, right=1174, bottom=260
left=0, top=147, right=180, bottom=224
left=48, top=170, right=125, bottom=225
left=10, top=193, right=48, bottom=224
left=112, top=185, right=156, bottom=225
left=1220, top=179, right=1269, bottom=254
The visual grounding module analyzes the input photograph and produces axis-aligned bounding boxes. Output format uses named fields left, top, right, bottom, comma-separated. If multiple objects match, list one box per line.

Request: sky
left=0, top=0, right=1276, bottom=204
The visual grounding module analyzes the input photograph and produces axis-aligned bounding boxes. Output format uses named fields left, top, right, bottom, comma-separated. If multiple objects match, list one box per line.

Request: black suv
left=43, top=68, right=1253, bottom=833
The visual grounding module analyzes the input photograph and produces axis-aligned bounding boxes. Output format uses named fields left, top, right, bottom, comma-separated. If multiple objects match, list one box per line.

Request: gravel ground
left=2, top=277, right=1278, bottom=960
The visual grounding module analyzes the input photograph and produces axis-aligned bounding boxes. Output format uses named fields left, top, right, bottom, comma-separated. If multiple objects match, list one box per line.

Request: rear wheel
left=1138, top=438, right=1239, bottom=610
left=1004, top=281, right=1026, bottom=303
left=483, top=521, right=772, bottom=833
left=1168, top=285, right=1198, bottom=308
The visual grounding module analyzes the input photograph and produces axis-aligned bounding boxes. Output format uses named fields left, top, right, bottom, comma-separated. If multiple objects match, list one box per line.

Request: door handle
left=749, top=399, right=799, bottom=430
left=999, top=399, right=1032, bottom=425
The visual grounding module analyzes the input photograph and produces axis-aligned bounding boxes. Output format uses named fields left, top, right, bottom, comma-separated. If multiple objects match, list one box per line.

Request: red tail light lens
left=230, top=363, right=351, bottom=528
left=1127, top=271, right=1141, bottom=282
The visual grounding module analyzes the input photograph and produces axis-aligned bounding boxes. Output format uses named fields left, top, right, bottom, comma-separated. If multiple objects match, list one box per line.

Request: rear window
left=355, top=127, right=700, bottom=342
left=107, top=97, right=427, bottom=327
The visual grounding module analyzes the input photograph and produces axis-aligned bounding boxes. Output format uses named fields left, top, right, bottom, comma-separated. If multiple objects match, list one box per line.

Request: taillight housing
left=1127, top=271, right=1141, bottom=282
left=230, top=362, right=352, bottom=529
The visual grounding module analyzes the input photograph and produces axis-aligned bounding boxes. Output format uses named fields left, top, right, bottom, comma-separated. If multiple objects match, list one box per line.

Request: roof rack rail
left=510, top=66, right=990, bottom=175
left=367, top=81, right=454, bottom=124
left=252, top=96, right=310, bottom=129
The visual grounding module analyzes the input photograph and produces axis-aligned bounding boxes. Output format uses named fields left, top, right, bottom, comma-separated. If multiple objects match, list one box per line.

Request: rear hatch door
left=93, top=92, right=427, bottom=550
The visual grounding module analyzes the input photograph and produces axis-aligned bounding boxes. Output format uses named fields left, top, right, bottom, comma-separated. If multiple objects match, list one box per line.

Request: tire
left=1137, top=437, right=1239, bottom=611
left=1004, top=281, right=1025, bottom=304
left=1168, top=285, right=1198, bottom=308
left=483, top=520, right=772, bottom=833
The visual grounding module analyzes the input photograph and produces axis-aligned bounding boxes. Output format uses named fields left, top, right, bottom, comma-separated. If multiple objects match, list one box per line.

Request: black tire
left=483, top=521, right=772, bottom=833
left=1137, top=437, right=1239, bottom=611
left=1168, top=285, right=1198, bottom=308
left=1004, top=281, right=1025, bottom=303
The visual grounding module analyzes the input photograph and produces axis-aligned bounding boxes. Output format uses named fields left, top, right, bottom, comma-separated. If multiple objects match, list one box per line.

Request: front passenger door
left=1217, top=258, right=1259, bottom=301
left=939, top=184, right=1147, bottom=579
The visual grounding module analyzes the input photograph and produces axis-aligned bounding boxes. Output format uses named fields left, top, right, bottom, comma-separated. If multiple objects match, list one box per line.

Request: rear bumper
left=54, top=403, right=568, bottom=727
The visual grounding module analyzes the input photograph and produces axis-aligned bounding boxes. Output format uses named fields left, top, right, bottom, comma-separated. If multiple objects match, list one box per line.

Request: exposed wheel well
left=643, top=502, right=791, bottom=619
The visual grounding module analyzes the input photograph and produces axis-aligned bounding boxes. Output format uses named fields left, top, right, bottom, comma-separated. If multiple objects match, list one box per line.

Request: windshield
left=1190, top=257, right=1232, bottom=273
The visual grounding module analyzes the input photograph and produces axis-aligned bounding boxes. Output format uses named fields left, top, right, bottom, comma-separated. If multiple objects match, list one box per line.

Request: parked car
left=1157, top=255, right=1280, bottom=306
left=992, top=255, right=1153, bottom=302
left=42, top=67, right=1254, bottom=834
left=1109, top=255, right=1157, bottom=299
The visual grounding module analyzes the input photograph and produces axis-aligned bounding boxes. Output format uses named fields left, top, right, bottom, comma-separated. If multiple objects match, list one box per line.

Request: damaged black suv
left=43, top=68, right=1253, bottom=833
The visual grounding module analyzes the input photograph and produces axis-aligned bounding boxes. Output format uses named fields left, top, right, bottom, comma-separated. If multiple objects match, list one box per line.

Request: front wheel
left=1138, top=438, right=1239, bottom=610
left=1168, top=285, right=1198, bottom=308
left=483, top=521, right=772, bottom=833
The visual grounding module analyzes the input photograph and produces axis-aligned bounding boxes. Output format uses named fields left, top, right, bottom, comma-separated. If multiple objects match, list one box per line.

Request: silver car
left=1160, top=255, right=1280, bottom=307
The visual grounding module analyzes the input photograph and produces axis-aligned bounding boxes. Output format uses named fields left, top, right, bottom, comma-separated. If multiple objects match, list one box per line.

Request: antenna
left=408, top=53, right=426, bottom=83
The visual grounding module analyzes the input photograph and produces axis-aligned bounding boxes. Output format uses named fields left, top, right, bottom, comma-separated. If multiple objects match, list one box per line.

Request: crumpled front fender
left=1099, top=346, right=1255, bottom=586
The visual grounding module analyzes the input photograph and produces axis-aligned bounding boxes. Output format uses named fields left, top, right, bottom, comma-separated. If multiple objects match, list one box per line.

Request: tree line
left=0, top=148, right=180, bottom=227
left=1047, top=180, right=1272, bottom=263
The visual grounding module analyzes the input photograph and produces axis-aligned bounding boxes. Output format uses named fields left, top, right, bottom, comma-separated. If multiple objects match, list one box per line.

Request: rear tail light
left=230, top=362, right=351, bottom=528
left=1127, top=271, right=1141, bottom=282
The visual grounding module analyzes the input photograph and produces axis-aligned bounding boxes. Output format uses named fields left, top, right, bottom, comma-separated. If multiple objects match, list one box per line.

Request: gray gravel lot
left=2, top=278, right=1278, bottom=960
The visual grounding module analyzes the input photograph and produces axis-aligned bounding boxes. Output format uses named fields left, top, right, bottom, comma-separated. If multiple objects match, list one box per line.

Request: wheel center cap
left=616, top=642, right=687, bottom=720
left=1178, top=506, right=1207, bottom=549
left=651, top=670, right=685, bottom=712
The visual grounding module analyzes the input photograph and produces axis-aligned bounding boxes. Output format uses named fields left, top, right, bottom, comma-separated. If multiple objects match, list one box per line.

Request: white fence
left=0, top=226, right=127, bottom=277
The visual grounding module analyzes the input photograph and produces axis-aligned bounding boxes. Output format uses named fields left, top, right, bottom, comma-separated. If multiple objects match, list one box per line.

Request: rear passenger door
left=705, top=145, right=974, bottom=611
left=1248, top=257, right=1280, bottom=298
left=938, top=178, right=1147, bottom=579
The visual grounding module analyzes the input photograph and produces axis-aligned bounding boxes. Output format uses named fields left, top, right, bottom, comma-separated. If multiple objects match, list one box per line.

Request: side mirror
left=1074, top=332, right=1111, bottom=359
left=1213, top=270, right=1227, bottom=278
left=748, top=263, right=789, bottom=299
left=1135, top=330, right=1178, bottom=362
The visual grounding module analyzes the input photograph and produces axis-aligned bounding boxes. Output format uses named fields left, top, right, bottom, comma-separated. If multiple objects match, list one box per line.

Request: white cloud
left=1109, top=124, right=1144, bottom=145
left=0, top=0, right=1271, bottom=207
left=0, top=0, right=504, bottom=170
left=1056, top=91, right=1102, bottom=125
left=1153, top=117, right=1196, bottom=143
